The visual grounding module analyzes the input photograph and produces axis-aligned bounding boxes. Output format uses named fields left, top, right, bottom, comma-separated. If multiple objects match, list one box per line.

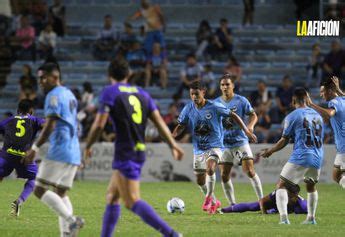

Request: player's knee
left=55, top=187, right=67, bottom=198
left=206, top=168, right=215, bottom=176
left=306, top=183, right=316, bottom=192
left=245, top=168, right=255, bottom=178
left=221, top=172, right=230, bottom=183
left=332, top=172, right=341, bottom=183
left=124, top=197, right=139, bottom=209
left=106, top=192, right=120, bottom=205
left=34, top=186, right=46, bottom=199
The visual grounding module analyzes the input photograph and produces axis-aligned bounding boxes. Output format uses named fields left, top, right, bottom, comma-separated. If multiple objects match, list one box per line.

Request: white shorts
left=193, top=148, right=222, bottom=174
left=334, top=153, right=345, bottom=171
left=280, top=162, right=320, bottom=185
left=220, top=144, right=254, bottom=165
left=36, top=159, right=78, bottom=189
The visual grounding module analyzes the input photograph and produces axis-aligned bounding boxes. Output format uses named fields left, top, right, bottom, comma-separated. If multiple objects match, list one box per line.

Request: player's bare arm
left=261, top=137, right=289, bottom=158
left=172, top=123, right=186, bottom=139
left=230, top=111, right=257, bottom=143
left=150, top=110, right=184, bottom=161
left=247, top=111, right=258, bottom=133
left=84, top=112, right=109, bottom=164
left=23, top=116, right=57, bottom=165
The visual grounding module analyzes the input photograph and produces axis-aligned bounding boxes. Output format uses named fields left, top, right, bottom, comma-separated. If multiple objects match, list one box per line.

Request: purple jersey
left=98, top=83, right=157, bottom=164
left=0, top=115, right=45, bottom=160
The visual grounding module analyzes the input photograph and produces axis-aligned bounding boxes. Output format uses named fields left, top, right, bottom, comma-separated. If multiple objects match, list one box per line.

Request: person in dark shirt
left=274, top=75, right=294, bottom=122
left=213, top=18, right=233, bottom=57
left=323, top=40, right=345, bottom=87
left=0, top=99, right=44, bottom=217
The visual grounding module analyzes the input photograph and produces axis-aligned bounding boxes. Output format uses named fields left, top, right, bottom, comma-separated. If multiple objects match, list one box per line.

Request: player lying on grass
left=221, top=186, right=307, bottom=214
left=0, top=99, right=44, bottom=217
left=172, top=81, right=256, bottom=214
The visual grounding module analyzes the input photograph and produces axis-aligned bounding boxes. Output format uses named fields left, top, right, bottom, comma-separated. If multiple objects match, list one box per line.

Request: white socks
left=249, top=174, right=263, bottom=199
left=221, top=180, right=236, bottom=205
left=276, top=189, right=289, bottom=222
left=339, top=176, right=345, bottom=189
left=307, top=191, right=318, bottom=220
left=206, top=173, right=216, bottom=197
left=59, top=196, right=73, bottom=236
left=41, top=191, right=75, bottom=224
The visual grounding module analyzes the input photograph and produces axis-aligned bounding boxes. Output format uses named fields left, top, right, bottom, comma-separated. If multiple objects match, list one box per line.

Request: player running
left=307, top=76, right=345, bottom=188
left=172, top=81, right=257, bottom=214
left=24, top=63, right=84, bottom=237
left=261, top=88, right=324, bottom=225
left=221, top=186, right=307, bottom=215
left=84, top=59, right=184, bottom=237
left=214, top=74, right=263, bottom=205
left=0, top=99, right=44, bottom=217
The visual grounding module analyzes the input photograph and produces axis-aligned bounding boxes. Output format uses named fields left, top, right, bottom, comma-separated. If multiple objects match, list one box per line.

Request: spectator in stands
left=145, top=42, right=168, bottom=88
left=306, top=43, right=323, bottom=87
left=31, top=0, right=48, bottom=36
left=38, top=24, right=57, bottom=59
left=174, top=53, right=204, bottom=98
left=250, top=80, right=272, bottom=111
left=81, top=82, right=94, bottom=110
left=49, top=0, right=66, bottom=37
left=15, top=15, right=36, bottom=61
left=93, top=14, right=118, bottom=61
left=163, top=103, right=179, bottom=132
left=195, top=20, right=213, bottom=59
left=243, top=0, right=254, bottom=26
left=224, top=56, right=242, bottom=91
left=19, top=64, right=37, bottom=102
left=138, top=25, right=146, bottom=43
left=323, top=40, right=345, bottom=87
left=129, top=0, right=165, bottom=55
left=126, top=40, right=147, bottom=86
left=273, top=75, right=294, bottom=123
left=118, top=22, right=137, bottom=55
left=213, top=18, right=233, bottom=58
left=202, top=63, right=217, bottom=98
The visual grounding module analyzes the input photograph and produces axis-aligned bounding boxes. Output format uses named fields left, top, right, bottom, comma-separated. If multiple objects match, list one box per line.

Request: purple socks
left=222, top=201, right=260, bottom=213
left=131, top=200, right=174, bottom=237
left=101, top=204, right=121, bottom=237
left=18, top=179, right=35, bottom=203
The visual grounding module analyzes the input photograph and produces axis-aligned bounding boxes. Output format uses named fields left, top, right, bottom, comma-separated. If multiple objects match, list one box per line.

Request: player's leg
left=221, top=201, right=260, bottom=213
left=34, top=160, right=79, bottom=234
left=219, top=149, right=236, bottom=205
left=0, top=156, right=18, bottom=216
left=333, top=153, right=345, bottom=188
left=240, top=145, right=263, bottom=199
left=101, top=171, right=121, bottom=237
left=115, top=170, right=180, bottom=237
left=55, top=187, right=72, bottom=237
left=302, top=168, right=320, bottom=224
left=276, top=162, right=304, bottom=224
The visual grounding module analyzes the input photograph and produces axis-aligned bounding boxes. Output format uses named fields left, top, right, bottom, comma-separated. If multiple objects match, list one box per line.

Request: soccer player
left=0, top=99, right=44, bottom=217
left=221, top=187, right=307, bottom=215
left=83, top=59, right=184, bottom=237
left=307, top=76, right=345, bottom=188
left=23, top=63, right=84, bottom=237
left=261, top=88, right=324, bottom=225
left=214, top=74, right=263, bottom=205
left=172, top=81, right=257, bottom=214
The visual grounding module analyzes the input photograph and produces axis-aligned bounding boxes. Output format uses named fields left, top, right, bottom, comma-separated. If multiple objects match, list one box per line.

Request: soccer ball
left=167, top=197, right=185, bottom=213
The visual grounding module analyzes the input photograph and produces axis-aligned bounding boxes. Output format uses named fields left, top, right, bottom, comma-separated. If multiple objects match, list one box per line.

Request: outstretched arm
left=172, top=123, right=186, bottom=139
left=247, top=112, right=258, bottom=132
left=150, top=110, right=184, bottom=161
left=261, top=137, right=289, bottom=158
left=230, top=111, right=257, bottom=143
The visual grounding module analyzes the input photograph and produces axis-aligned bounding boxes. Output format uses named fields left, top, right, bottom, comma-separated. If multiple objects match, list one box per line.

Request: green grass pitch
left=0, top=180, right=344, bottom=237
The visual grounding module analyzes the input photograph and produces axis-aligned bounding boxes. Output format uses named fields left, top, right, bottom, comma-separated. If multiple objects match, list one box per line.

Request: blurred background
left=0, top=0, right=344, bottom=146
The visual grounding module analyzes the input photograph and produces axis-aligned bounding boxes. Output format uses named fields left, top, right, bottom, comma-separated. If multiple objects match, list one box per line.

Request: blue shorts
left=0, top=156, right=37, bottom=180
left=144, top=30, right=166, bottom=54
left=113, top=159, right=145, bottom=180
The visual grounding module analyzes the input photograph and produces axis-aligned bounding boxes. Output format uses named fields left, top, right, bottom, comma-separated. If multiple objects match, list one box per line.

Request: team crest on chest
left=205, top=111, right=212, bottom=119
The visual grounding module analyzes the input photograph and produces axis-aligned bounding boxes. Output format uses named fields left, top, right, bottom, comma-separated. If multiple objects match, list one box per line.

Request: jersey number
left=15, top=120, right=26, bottom=137
left=129, top=95, right=142, bottom=124
left=303, top=118, right=322, bottom=148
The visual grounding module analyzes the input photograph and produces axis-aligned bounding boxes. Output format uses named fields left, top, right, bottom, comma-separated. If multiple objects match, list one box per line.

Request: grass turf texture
left=0, top=180, right=344, bottom=237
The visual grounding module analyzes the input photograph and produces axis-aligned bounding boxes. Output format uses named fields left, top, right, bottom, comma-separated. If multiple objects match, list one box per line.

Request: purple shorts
left=0, top=156, right=37, bottom=180
left=113, top=159, right=145, bottom=180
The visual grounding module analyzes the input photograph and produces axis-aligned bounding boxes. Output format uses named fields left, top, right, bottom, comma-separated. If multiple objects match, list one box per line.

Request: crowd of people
left=0, top=0, right=345, bottom=145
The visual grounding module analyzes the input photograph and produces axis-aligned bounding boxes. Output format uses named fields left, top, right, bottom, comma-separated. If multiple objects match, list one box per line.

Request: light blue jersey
left=44, top=86, right=81, bottom=165
left=178, top=100, right=229, bottom=155
left=214, top=95, right=254, bottom=148
left=328, top=96, right=345, bottom=153
left=282, top=107, right=324, bottom=169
